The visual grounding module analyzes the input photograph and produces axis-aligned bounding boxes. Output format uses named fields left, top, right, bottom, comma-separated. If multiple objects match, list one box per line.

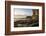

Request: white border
left=11, top=5, right=42, bottom=31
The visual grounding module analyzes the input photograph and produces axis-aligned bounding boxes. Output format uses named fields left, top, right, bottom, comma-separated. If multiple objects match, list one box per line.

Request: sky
left=14, top=8, right=33, bottom=16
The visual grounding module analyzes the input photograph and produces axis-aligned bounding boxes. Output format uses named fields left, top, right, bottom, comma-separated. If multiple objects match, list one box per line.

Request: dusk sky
left=14, top=8, right=33, bottom=16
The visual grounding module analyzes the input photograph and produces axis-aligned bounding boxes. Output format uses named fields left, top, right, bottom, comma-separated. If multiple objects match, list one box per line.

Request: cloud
left=14, top=8, right=33, bottom=16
